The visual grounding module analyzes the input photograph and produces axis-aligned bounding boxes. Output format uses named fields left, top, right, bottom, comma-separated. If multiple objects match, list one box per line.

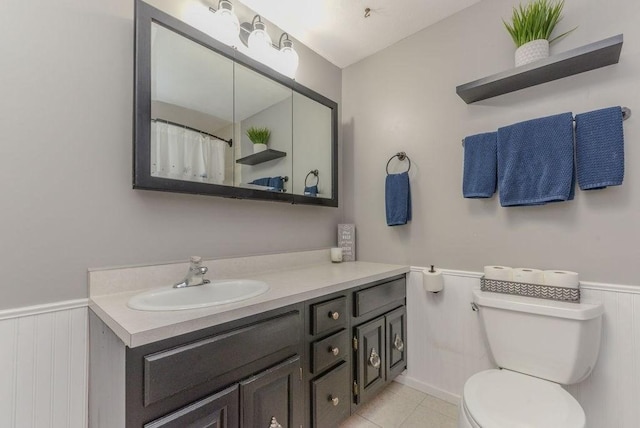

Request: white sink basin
left=127, top=279, right=270, bottom=311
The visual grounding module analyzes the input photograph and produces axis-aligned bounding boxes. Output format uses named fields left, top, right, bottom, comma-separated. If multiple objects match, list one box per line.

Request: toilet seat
left=462, top=369, right=585, bottom=428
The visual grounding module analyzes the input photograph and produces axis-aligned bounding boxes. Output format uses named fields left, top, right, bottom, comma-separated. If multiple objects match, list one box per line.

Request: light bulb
left=248, top=20, right=273, bottom=62
left=212, top=1, right=240, bottom=46
left=279, top=38, right=299, bottom=78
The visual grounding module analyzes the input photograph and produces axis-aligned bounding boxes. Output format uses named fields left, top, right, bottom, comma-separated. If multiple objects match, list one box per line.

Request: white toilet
left=458, top=289, right=603, bottom=428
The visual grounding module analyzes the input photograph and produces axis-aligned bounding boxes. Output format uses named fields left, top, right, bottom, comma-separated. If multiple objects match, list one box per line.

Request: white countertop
left=90, top=260, right=409, bottom=348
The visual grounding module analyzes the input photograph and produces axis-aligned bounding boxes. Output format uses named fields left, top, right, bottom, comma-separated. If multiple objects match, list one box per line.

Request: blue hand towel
left=463, top=132, right=498, bottom=198
left=304, top=185, right=318, bottom=196
left=497, top=112, right=574, bottom=207
left=575, top=106, right=624, bottom=190
left=385, top=172, right=412, bottom=226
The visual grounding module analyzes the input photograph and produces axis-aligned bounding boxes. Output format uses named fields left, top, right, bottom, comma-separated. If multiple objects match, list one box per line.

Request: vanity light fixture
left=277, top=33, right=299, bottom=78
left=237, top=15, right=300, bottom=78
left=208, top=0, right=240, bottom=47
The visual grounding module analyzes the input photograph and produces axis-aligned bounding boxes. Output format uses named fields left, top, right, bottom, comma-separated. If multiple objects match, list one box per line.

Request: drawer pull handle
left=393, top=334, right=404, bottom=352
left=329, top=395, right=340, bottom=406
left=329, top=311, right=340, bottom=320
left=269, top=416, right=283, bottom=428
left=329, top=346, right=340, bottom=356
left=369, top=348, right=381, bottom=369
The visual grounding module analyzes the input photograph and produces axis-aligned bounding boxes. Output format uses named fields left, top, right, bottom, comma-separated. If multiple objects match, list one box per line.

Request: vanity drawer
left=312, top=329, right=349, bottom=374
left=354, top=277, right=405, bottom=318
left=143, top=311, right=300, bottom=406
left=311, top=296, right=347, bottom=336
left=312, top=361, right=350, bottom=428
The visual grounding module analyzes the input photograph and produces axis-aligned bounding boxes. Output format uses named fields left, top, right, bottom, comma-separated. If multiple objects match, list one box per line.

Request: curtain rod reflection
left=152, top=118, right=233, bottom=147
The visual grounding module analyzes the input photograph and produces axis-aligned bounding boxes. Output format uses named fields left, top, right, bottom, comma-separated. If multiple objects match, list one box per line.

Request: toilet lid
left=463, top=369, right=585, bottom=428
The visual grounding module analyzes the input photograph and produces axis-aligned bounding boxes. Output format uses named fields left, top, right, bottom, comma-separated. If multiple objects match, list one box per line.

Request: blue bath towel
left=304, top=185, right=318, bottom=196
left=497, top=112, right=574, bottom=207
left=463, top=132, right=498, bottom=198
left=575, top=106, right=624, bottom=190
left=385, top=172, right=411, bottom=226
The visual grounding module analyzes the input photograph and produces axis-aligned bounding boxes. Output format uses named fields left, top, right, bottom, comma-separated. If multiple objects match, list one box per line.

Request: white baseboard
left=394, top=373, right=461, bottom=405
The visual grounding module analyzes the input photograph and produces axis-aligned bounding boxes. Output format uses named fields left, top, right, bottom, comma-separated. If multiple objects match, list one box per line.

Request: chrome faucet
left=174, top=256, right=211, bottom=288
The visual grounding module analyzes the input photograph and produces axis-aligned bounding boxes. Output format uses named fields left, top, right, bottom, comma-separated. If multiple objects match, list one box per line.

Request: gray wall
left=342, top=0, right=640, bottom=284
left=0, top=0, right=342, bottom=310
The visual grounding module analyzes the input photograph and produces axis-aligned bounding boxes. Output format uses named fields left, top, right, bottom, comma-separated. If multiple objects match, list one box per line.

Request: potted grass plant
left=246, top=126, right=271, bottom=153
left=503, top=0, right=576, bottom=67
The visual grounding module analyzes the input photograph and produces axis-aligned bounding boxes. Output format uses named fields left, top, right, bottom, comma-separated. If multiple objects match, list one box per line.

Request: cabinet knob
left=393, top=334, right=404, bottom=352
left=368, top=348, right=381, bottom=369
left=329, top=311, right=340, bottom=320
left=329, top=395, right=340, bottom=406
left=269, top=416, right=283, bottom=428
left=329, top=346, right=340, bottom=356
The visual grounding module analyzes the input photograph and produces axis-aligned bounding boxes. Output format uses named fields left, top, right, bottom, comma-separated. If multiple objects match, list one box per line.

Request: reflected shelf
left=236, top=149, right=287, bottom=165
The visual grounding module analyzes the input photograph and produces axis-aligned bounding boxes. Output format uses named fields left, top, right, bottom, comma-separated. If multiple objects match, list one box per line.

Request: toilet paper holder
left=422, top=265, right=444, bottom=293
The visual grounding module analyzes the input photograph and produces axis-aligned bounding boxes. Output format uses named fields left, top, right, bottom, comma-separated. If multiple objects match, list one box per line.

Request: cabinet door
left=240, top=356, right=302, bottom=428
left=385, top=306, right=407, bottom=380
left=144, top=384, right=239, bottom=428
left=354, top=317, right=385, bottom=404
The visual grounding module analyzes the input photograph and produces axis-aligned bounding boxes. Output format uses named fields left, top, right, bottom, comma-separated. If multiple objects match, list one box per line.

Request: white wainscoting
left=0, top=300, right=88, bottom=428
left=396, top=268, right=640, bottom=428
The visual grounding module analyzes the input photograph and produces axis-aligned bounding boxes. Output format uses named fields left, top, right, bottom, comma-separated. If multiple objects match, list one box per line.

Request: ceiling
left=238, top=0, right=481, bottom=68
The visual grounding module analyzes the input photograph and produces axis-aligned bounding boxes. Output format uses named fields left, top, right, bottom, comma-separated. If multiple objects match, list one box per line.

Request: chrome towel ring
left=305, top=169, right=319, bottom=187
left=386, top=152, right=411, bottom=175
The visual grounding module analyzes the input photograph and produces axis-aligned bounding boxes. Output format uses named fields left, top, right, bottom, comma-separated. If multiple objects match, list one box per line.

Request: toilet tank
left=473, top=289, right=603, bottom=385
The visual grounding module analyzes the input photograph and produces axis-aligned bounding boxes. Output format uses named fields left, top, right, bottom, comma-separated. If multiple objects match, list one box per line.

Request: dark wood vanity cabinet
left=90, top=273, right=406, bottom=428
left=303, top=274, right=407, bottom=427
left=124, top=306, right=304, bottom=428
left=352, top=277, right=407, bottom=408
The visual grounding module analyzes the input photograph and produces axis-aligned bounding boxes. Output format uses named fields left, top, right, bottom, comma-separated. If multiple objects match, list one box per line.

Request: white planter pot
left=253, top=143, right=267, bottom=154
left=515, top=39, right=549, bottom=67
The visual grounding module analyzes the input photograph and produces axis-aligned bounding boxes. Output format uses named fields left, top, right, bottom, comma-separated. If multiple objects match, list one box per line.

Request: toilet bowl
left=458, top=290, right=603, bottom=428
left=458, top=369, right=585, bottom=428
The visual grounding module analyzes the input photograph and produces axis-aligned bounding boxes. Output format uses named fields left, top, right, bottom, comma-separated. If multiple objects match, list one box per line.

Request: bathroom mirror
left=134, top=0, right=338, bottom=206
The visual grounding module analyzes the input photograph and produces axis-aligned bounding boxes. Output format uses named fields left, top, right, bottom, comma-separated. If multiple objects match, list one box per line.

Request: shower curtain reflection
left=151, top=121, right=227, bottom=184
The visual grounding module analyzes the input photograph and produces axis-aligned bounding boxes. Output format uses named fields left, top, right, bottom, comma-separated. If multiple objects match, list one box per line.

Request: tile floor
left=339, top=382, right=459, bottom=428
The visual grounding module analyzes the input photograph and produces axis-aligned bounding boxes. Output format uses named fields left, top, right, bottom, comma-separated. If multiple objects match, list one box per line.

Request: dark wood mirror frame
left=133, top=0, right=338, bottom=207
